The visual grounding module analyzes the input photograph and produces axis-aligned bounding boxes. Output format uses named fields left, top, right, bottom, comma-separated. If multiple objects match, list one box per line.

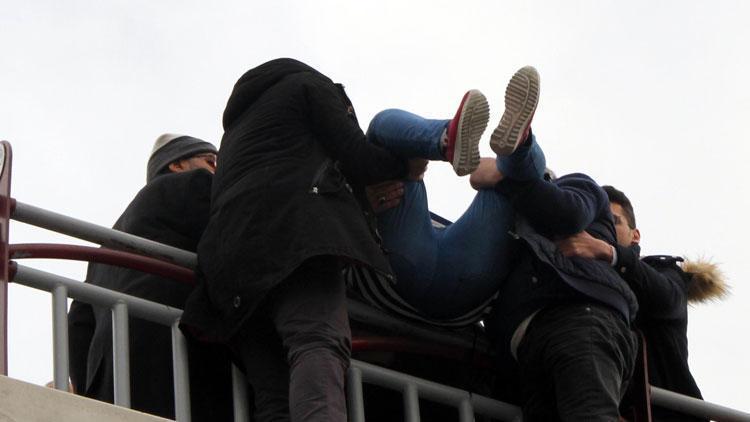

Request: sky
left=2, top=0, right=749, bottom=413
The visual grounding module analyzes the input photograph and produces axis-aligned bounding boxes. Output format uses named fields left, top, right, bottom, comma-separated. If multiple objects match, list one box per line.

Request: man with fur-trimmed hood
left=556, top=185, right=728, bottom=422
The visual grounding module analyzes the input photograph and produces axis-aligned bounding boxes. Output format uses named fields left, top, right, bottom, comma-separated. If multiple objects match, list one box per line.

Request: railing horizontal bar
left=12, top=201, right=197, bottom=269
left=12, top=264, right=182, bottom=326
left=347, top=300, right=491, bottom=354
left=651, top=387, right=750, bottom=422
left=351, top=359, right=522, bottom=421
left=11, top=243, right=195, bottom=285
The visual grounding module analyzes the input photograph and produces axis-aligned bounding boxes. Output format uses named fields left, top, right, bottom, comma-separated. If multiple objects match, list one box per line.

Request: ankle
left=520, top=127, right=532, bottom=147
left=439, top=128, right=449, bottom=159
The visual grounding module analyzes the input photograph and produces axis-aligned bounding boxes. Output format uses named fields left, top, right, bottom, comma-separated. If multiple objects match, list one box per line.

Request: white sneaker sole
left=490, top=66, right=540, bottom=156
left=452, top=90, right=490, bottom=176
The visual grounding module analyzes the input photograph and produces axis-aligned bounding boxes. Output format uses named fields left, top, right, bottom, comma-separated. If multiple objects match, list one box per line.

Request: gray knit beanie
left=146, top=134, right=217, bottom=183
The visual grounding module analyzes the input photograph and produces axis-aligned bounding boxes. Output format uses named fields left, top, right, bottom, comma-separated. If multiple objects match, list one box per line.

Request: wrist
left=597, top=241, right=615, bottom=263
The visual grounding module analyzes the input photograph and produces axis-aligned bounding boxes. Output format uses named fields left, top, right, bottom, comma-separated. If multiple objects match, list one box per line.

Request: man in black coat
left=476, top=172, right=638, bottom=421
left=556, top=185, right=726, bottom=422
left=68, top=134, right=232, bottom=420
left=181, top=58, right=422, bottom=422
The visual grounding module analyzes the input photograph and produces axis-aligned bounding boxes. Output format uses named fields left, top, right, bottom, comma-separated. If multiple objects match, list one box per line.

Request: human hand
left=555, top=231, right=613, bottom=262
left=407, top=158, right=428, bottom=181
left=469, top=158, right=503, bottom=190
left=366, top=180, right=405, bottom=213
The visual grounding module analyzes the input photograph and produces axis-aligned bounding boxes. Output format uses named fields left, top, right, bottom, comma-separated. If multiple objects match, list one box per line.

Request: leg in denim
left=376, top=134, right=547, bottom=318
left=367, top=109, right=447, bottom=160
left=376, top=182, right=514, bottom=318
left=496, top=132, right=547, bottom=181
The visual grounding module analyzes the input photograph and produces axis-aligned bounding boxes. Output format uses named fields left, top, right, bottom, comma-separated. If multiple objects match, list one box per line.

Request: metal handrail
left=651, top=387, right=750, bottom=422
left=11, top=263, right=189, bottom=417
left=349, top=359, right=523, bottom=422
left=9, top=261, right=528, bottom=422
left=11, top=200, right=197, bottom=269
left=10, top=243, right=195, bottom=285
left=9, top=202, right=492, bottom=352
left=5, top=194, right=750, bottom=420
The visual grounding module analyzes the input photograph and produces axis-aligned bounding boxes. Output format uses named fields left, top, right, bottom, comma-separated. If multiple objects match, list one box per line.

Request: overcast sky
left=2, top=0, right=749, bottom=413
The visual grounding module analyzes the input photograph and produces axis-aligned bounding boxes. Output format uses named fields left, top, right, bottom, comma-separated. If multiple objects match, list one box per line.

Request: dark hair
left=602, top=185, right=636, bottom=229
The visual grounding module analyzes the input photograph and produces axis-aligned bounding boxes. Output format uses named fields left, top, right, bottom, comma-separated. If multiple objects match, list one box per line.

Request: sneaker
left=490, top=66, right=540, bottom=156
left=445, top=89, right=490, bottom=176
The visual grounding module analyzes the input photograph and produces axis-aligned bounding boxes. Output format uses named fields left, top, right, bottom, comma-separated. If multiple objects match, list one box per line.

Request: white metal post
left=112, top=302, right=131, bottom=407
left=52, top=284, right=69, bottom=391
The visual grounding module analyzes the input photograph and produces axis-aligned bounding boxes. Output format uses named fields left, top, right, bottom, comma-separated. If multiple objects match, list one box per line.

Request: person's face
left=610, top=202, right=640, bottom=247
left=169, top=152, right=217, bottom=174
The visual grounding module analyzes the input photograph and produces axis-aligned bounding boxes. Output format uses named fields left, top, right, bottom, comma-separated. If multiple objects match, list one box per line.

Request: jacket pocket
left=309, top=158, right=351, bottom=195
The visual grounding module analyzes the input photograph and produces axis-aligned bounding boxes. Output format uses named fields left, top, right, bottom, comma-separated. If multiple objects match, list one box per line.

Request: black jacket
left=487, top=173, right=638, bottom=348
left=68, top=169, right=232, bottom=420
left=615, top=247, right=706, bottom=422
left=181, top=58, right=407, bottom=340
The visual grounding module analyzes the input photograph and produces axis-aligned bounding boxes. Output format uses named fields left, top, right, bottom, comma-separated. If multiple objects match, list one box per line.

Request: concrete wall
left=0, top=375, right=171, bottom=422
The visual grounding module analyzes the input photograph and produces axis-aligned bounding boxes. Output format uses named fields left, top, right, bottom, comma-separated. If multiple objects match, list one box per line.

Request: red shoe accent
left=445, top=91, right=471, bottom=164
left=444, top=90, right=489, bottom=176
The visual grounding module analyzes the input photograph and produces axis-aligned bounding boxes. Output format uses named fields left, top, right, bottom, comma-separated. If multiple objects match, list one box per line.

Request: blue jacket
left=486, top=173, right=638, bottom=347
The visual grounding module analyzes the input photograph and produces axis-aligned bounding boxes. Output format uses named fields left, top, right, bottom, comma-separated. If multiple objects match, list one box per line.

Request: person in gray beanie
left=146, top=133, right=218, bottom=183
left=68, top=133, right=231, bottom=420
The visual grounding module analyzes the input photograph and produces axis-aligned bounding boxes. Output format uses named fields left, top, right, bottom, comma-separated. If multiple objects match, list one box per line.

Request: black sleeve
left=302, top=78, right=408, bottom=186
left=498, top=173, right=610, bottom=237
left=614, top=246, right=687, bottom=320
left=68, top=299, right=94, bottom=394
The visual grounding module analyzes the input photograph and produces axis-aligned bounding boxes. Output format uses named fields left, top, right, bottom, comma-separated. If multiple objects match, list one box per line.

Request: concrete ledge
left=0, top=375, right=171, bottom=422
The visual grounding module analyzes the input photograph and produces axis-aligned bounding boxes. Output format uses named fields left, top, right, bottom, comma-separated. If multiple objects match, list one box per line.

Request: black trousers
left=230, top=258, right=351, bottom=422
left=516, top=303, right=637, bottom=421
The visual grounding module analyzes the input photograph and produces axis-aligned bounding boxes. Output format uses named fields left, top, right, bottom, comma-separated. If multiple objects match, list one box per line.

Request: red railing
left=9, top=244, right=195, bottom=286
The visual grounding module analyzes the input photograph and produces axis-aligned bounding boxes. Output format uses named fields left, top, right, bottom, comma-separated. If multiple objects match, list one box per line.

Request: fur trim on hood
left=681, top=258, right=730, bottom=303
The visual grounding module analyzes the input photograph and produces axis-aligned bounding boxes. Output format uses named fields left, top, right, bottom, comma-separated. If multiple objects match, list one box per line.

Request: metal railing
left=3, top=140, right=750, bottom=421
left=9, top=254, right=522, bottom=422
left=6, top=200, right=524, bottom=421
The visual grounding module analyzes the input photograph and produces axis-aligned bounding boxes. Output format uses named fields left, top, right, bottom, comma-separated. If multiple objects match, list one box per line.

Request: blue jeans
left=367, top=109, right=448, bottom=161
left=367, top=109, right=547, bottom=318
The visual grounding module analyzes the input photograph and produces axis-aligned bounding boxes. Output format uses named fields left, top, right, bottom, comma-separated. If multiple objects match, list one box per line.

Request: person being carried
left=556, top=185, right=728, bottom=422
left=354, top=67, right=546, bottom=325
left=357, top=66, right=639, bottom=420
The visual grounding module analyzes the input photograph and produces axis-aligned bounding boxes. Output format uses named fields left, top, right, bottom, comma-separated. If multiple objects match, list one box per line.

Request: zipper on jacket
left=309, top=159, right=331, bottom=194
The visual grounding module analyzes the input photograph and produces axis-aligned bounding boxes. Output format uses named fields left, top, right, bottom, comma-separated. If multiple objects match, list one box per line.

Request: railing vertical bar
left=403, top=383, right=420, bottom=422
left=458, top=398, right=473, bottom=422
left=51, top=284, right=69, bottom=391
left=111, top=302, right=131, bottom=407
left=232, top=364, right=250, bottom=422
left=347, top=366, right=365, bottom=422
left=171, top=323, right=191, bottom=422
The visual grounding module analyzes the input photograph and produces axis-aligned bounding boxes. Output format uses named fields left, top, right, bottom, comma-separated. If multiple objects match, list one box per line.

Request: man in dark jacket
left=556, top=185, right=726, bottom=422
left=181, top=58, right=424, bottom=422
left=68, top=134, right=232, bottom=420
left=479, top=172, right=639, bottom=421
left=362, top=67, right=638, bottom=420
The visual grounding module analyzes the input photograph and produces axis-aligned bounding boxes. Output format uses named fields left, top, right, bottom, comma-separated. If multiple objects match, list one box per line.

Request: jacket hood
left=681, top=258, right=730, bottom=303
left=223, top=58, right=329, bottom=130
